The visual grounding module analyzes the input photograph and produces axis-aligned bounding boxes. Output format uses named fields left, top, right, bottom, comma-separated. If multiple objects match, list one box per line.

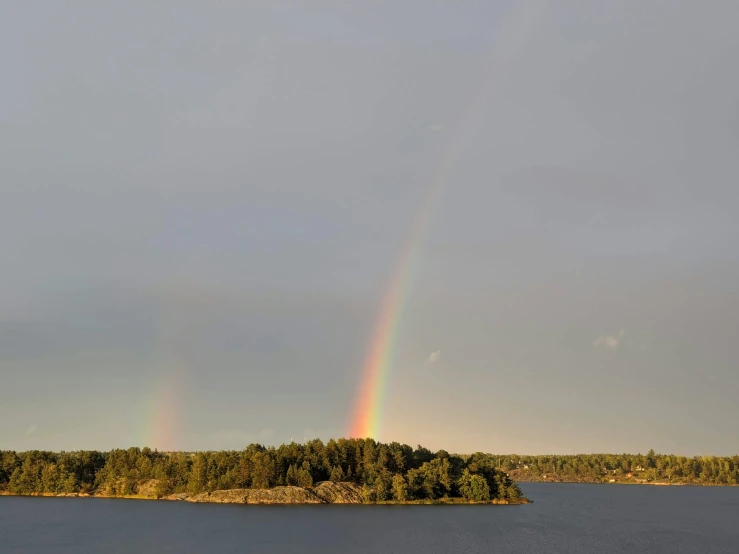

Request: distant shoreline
left=501, top=452, right=739, bottom=487
left=513, top=478, right=738, bottom=488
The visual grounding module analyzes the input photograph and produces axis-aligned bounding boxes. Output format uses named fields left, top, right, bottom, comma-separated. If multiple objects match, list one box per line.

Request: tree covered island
left=0, top=438, right=527, bottom=505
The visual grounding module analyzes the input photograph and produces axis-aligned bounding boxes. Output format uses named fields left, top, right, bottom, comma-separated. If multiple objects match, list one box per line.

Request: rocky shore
left=183, top=481, right=364, bottom=504
left=1, top=481, right=530, bottom=504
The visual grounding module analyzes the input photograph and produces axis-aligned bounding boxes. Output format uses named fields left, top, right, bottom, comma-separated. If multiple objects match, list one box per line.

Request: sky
left=1, top=0, right=738, bottom=456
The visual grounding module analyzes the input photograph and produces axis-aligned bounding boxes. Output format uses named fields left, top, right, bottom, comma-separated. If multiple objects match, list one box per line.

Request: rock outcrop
left=188, top=482, right=364, bottom=505
left=135, top=479, right=160, bottom=498
left=312, top=481, right=364, bottom=504
left=163, top=492, right=189, bottom=501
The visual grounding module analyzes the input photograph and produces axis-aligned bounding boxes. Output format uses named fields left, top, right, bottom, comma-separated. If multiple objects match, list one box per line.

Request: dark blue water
left=1, top=483, right=738, bottom=553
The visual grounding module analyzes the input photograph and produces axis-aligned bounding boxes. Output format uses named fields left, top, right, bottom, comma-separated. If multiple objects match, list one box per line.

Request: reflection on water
left=1, top=483, right=738, bottom=553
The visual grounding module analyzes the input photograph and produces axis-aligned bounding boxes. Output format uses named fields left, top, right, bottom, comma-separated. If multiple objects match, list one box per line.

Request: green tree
left=458, top=470, right=490, bottom=502
left=373, top=470, right=393, bottom=501
left=362, top=484, right=376, bottom=503
left=329, top=465, right=345, bottom=482
left=391, top=474, right=408, bottom=502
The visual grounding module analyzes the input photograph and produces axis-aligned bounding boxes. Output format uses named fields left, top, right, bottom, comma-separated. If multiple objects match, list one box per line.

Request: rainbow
left=347, top=1, right=548, bottom=440
left=141, top=287, right=191, bottom=451
left=145, top=355, right=185, bottom=452
left=347, top=177, right=445, bottom=440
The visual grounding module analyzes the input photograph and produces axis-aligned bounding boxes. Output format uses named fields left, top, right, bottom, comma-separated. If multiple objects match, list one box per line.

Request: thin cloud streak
left=593, top=329, right=625, bottom=350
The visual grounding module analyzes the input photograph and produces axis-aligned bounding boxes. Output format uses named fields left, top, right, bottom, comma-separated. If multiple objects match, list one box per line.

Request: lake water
left=1, top=483, right=738, bottom=553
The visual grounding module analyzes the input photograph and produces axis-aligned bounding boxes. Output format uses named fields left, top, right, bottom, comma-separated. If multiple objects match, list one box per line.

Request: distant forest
left=498, top=451, right=739, bottom=485
left=0, top=438, right=522, bottom=502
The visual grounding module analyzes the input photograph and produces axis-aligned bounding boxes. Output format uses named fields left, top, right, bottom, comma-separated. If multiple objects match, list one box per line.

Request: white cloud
left=429, top=124, right=444, bottom=132
left=428, top=350, right=442, bottom=363
left=593, top=329, right=625, bottom=350
left=25, top=425, right=38, bottom=436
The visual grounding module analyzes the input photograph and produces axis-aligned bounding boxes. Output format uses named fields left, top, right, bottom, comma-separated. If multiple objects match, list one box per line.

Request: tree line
left=0, top=438, right=522, bottom=502
left=498, top=450, right=739, bottom=485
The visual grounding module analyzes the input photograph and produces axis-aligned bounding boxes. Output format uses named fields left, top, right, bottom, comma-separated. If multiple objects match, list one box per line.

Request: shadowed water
left=1, top=483, right=738, bottom=553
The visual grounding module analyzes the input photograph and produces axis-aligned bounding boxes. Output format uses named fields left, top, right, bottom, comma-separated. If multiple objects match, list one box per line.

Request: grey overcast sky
left=2, top=1, right=738, bottom=455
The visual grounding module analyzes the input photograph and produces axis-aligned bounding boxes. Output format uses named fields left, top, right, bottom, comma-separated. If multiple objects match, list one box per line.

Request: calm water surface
left=1, top=483, right=738, bottom=553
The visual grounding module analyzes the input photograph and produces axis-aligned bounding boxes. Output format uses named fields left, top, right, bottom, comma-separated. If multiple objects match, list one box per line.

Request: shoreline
left=514, top=479, right=738, bottom=488
left=0, top=490, right=529, bottom=505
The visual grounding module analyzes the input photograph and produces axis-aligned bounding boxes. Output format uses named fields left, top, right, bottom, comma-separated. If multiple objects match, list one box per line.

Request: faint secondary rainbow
left=348, top=0, right=548, bottom=440
left=141, top=286, right=193, bottom=451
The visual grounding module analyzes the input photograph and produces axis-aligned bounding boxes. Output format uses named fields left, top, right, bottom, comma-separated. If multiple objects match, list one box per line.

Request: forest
left=0, top=438, right=523, bottom=503
left=498, top=450, right=739, bottom=485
